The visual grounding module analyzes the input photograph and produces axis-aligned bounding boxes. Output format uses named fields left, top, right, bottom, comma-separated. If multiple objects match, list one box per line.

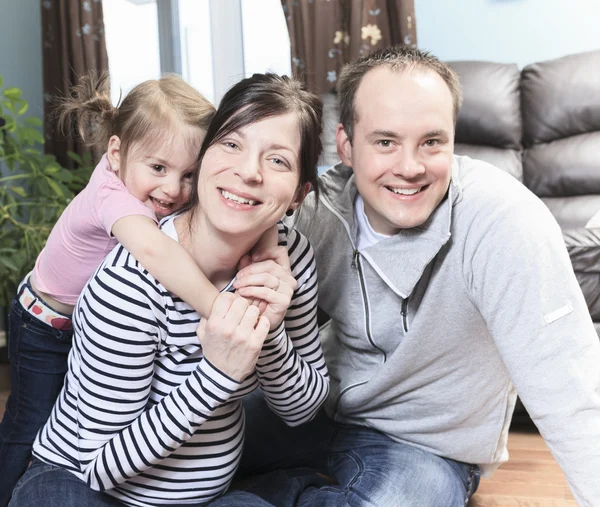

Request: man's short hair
left=337, top=45, right=463, bottom=143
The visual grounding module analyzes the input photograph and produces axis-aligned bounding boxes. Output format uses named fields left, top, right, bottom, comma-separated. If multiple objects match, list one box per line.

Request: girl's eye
left=183, top=172, right=194, bottom=181
left=224, top=141, right=239, bottom=150
left=152, top=164, right=166, bottom=173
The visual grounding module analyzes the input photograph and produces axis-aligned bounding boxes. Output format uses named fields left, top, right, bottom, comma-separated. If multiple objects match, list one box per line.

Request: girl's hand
left=233, top=246, right=297, bottom=330
left=196, top=292, right=270, bottom=382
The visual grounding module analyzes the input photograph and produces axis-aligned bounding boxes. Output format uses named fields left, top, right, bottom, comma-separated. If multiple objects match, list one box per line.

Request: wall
left=0, top=0, right=43, bottom=120
left=415, top=0, right=600, bottom=68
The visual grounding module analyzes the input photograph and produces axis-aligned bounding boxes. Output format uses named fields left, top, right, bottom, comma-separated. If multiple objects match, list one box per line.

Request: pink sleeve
left=94, top=178, right=157, bottom=236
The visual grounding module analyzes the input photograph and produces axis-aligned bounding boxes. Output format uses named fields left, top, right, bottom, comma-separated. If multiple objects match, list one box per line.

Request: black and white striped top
left=32, top=218, right=329, bottom=506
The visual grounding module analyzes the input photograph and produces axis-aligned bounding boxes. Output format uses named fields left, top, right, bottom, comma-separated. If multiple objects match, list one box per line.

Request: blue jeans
left=0, top=299, right=72, bottom=507
left=230, top=389, right=480, bottom=507
left=10, top=459, right=305, bottom=507
left=9, top=460, right=121, bottom=507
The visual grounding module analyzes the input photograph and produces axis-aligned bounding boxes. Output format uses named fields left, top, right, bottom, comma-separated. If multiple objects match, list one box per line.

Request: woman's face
left=196, top=112, right=303, bottom=237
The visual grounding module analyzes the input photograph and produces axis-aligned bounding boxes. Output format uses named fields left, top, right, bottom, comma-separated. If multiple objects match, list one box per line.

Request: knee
left=334, top=444, right=469, bottom=507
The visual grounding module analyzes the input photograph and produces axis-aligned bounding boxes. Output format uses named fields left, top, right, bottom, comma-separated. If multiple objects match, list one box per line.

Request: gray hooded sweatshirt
left=292, top=155, right=600, bottom=506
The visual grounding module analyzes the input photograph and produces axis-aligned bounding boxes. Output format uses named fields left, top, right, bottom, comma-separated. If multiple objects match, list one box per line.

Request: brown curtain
left=41, top=0, right=109, bottom=168
left=282, top=0, right=417, bottom=94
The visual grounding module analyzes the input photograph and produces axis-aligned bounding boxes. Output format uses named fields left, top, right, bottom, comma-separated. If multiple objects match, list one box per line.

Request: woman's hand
left=196, top=292, right=270, bottom=382
left=233, top=246, right=297, bottom=330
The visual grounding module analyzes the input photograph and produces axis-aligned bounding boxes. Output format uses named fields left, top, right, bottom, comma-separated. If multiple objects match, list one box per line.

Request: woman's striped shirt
left=32, top=218, right=329, bottom=506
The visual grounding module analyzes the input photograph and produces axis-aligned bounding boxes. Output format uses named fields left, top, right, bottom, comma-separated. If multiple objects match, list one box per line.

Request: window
left=103, top=0, right=291, bottom=106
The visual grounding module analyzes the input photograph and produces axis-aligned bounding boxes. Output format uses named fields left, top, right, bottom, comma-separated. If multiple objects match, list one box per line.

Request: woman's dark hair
left=186, top=73, right=323, bottom=217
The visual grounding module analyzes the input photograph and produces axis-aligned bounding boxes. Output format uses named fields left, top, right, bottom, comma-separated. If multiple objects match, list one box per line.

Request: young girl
left=0, top=72, right=221, bottom=505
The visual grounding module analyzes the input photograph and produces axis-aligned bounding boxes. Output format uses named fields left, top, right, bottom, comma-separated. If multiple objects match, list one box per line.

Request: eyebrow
left=144, top=156, right=169, bottom=166
left=424, top=129, right=449, bottom=139
left=366, top=130, right=403, bottom=142
left=268, top=143, right=297, bottom=155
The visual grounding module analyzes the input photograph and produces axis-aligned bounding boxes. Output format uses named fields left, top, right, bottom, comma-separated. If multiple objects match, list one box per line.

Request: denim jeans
left=9, top=460, right=121, bottom=507
left=0, top=298, right=72, bottom=507
left=10, top=459, right=305, bottom=507
left=232, top=389, right=480, bottom=507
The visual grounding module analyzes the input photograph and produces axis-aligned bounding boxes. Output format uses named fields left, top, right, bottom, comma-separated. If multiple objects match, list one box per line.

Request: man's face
left=336, top=66, right=455, bottom=235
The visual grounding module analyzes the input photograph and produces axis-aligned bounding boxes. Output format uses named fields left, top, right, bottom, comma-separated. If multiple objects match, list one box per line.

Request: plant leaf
left=9, top=186, right=27, bottom=197
left=47, top=178, right=65, bottom=198
left=0, top=256, right=18, bottom=271
left=3, top=87, right=22, bottom=99
left=24, top=117, right=42, bottom=127
left=17, top=101, right=29, bottom=116
left=67, top=151, right=82, bottom=164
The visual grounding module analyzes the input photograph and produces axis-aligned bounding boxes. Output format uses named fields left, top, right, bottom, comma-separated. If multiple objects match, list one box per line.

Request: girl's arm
left=112, top=215, right=218, bottom=318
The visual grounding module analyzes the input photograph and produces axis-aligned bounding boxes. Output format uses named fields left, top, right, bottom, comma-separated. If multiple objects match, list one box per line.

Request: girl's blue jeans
left=0, top=297, right=72, bottom=507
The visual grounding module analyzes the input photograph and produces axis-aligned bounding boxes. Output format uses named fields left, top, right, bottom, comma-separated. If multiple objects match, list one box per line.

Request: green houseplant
left=0, top=75, right=92, bottom=310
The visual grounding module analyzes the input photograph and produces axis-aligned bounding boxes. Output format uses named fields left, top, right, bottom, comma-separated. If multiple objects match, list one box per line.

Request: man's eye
left=378, top=140, right=392, bottom=148
left=424, top=139, right=440, bottom=147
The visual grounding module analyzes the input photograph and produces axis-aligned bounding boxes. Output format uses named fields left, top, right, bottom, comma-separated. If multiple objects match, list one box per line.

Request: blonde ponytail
left=57, top=71, right=118, bottom=151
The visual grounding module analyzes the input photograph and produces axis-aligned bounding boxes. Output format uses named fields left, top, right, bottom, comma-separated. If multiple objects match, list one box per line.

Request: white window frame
left=156, top=0, right=245, bottom=104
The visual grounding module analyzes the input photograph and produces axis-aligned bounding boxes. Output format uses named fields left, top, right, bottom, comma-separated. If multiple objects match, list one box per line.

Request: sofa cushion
left=521, top=50, right=600, bottom=197
left=449, top=61, right=522, bottom=180
left=454, top=143, right=522, bottom=181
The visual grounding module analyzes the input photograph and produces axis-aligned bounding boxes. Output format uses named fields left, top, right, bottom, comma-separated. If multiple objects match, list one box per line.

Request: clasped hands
left=196, top=246, right=297, bottom=382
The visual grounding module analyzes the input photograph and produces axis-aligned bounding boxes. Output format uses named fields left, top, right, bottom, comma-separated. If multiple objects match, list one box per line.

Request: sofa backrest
left=521, top=50, right=600, bottom=198
left=451, top=50, right=600, bottom=228
left=449, top=61, right=523, bottom=181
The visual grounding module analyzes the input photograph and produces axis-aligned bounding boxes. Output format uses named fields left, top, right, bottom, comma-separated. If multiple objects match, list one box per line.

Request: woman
left=9, top=73, right=329, bottom=507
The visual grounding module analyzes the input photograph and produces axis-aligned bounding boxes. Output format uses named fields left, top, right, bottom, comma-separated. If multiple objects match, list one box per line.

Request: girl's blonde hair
left=57, top=72, right=215, bottom=171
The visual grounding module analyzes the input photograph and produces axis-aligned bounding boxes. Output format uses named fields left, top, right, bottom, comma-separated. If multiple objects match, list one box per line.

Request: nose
left=236, top=158, right=263, bottom=184
left=392, top=149, right=426, bottom=179
left=162, top=176, right=182, bottom=199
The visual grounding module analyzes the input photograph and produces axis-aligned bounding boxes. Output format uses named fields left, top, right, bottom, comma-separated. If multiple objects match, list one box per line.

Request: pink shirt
left=33, top=155, right=157, bottom=305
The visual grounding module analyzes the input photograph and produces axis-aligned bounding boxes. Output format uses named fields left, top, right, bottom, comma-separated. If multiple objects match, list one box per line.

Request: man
left=238, top=46, right=600, bottom=507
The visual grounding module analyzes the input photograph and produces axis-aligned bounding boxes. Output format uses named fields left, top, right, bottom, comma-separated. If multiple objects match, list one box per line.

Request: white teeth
left=389, top=187, right=422, bottom=195
left=221, top=189, right=256, bottom=205
left=152, top=198, right=172, bottom=208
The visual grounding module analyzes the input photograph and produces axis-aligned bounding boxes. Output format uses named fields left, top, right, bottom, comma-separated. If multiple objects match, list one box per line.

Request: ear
left=107, top=135, right=121, bottom=174
left=336, top=123, right=352, bottom=167
left=290, top=182, right=312, bottom=211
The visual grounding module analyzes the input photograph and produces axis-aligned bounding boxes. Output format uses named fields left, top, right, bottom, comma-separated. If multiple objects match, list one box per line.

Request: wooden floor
left=469, top=428, right=576, bottom=506
left=0, top=363, right=576, bottom=505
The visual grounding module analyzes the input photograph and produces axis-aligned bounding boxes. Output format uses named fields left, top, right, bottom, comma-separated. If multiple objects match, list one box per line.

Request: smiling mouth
left=150, top=197, right=175, bottom=212
left=220, top=189, right=261, bottom=206
left=385, top=185, right=427, bottom=195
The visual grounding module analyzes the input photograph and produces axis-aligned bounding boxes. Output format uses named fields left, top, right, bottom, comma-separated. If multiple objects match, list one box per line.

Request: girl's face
left=110, top=124, right=204, bottom=219
left=197, top=112, right=305, bottom=238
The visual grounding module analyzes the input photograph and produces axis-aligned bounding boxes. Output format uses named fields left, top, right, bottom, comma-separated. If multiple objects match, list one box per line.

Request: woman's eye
left=152, top=165, right=166, bottom=173
left=224, top=141, right=239, bottom=150
left=269, top=157, right=290, bottom=169
left=183, top=172, right=194, bottom=181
